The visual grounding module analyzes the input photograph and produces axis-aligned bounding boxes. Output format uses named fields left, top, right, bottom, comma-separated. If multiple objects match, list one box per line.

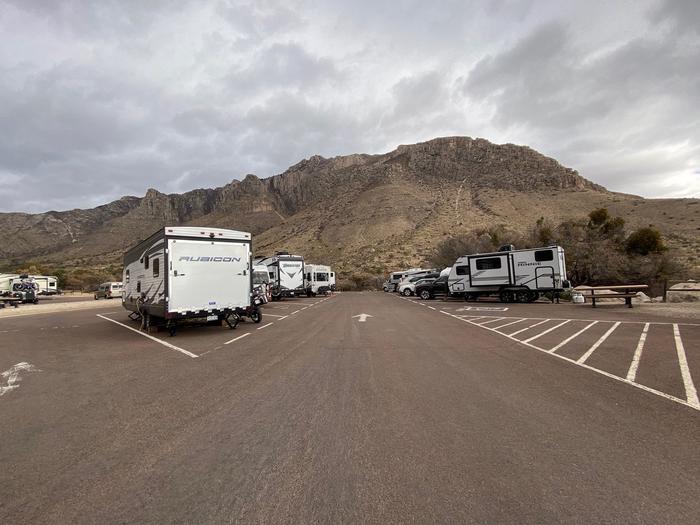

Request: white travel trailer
left=0, top=273, right=16, bottom=295
left=1, top=273, right=57, bottom=295
left=329, top=270, right=336, bottom=291
left=448, top=245, right=570, bottom=303
left=253, top=264, right=272, bottom=301
left=304, top=264, right=332, bottom=296
left=254, top=252, right=305, bottom=299
left=122, top=226, right=253, bottom=331
left=31, top=275, right=59, bottom=295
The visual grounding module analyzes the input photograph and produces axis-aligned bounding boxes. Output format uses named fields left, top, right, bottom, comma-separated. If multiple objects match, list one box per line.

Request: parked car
left=398, top=273, right=440, bottom=296
left=94, top=282, right=123, bottom=300
left=415, top=275, right=450, bottom=300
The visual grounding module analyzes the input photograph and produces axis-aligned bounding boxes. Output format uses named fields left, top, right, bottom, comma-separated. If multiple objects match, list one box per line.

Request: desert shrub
left=626, top=227, right=666, bottom=256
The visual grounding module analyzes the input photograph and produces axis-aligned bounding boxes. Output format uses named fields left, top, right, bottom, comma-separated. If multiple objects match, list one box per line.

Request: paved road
left=0, top=292, right=698, bottom=524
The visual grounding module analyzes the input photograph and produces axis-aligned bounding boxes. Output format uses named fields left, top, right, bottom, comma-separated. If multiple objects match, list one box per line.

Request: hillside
left=1, top=137, right=698, bottom=278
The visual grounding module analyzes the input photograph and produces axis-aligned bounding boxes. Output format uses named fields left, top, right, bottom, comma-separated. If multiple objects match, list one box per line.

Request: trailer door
left=168, top=239, right=250, bottom=313
left=468, top=254, right=511, bottom=287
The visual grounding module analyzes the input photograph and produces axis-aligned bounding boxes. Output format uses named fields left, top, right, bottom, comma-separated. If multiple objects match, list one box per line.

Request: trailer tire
left=94, top=295, right=98, bottom=300
left=464, top=293, right=477, bottom=302
left=515, top=290, right=530, bottom=303
left=250, top=309, right=262, bottom=323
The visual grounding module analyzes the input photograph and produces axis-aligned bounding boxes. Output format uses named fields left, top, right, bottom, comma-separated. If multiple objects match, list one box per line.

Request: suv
left=95, top=282, right=123, bottom=300
left=398, top=273, right=440, bottom=296
left=415, top=275, right=450, bottom=300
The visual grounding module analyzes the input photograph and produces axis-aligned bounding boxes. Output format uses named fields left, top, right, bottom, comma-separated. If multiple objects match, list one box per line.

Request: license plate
left=206, top=315, right=218, bottom=321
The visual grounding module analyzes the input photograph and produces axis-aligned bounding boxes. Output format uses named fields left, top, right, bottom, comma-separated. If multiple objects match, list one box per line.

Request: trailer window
left=125, top=270, right=130, bottom=284
left=455, top=265, right=469, bottom=275
left=137, top=281, right=141, bottom=293
left=153, top=258, right=160, bottom=277
left=315, top=272, right=328, bottom=281
left=269, top=272, right=274, bottom=279
left=144, top=255, right=149, bottom=269
left=535, top=250, right=554, bottom=262
left=475, top=258, right=502, bottom=270
left=49, top=282, right=56, bottom=287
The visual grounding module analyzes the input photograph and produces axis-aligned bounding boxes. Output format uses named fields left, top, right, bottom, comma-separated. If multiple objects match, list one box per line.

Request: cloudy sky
left=0, top=0, right=698, bottom=212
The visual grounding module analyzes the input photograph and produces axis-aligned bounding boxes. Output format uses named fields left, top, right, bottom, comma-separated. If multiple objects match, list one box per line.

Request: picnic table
left=577, top=285, right=649, bottom=308
left=0, top=296, right=22, bottom=308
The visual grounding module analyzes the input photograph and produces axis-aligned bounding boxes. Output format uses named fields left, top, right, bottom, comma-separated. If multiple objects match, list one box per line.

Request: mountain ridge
left=1, top=136, right=697, bottom=277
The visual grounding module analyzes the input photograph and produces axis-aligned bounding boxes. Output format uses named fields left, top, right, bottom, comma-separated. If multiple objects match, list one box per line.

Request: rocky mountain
left=1, top=137, right=698, bottom=278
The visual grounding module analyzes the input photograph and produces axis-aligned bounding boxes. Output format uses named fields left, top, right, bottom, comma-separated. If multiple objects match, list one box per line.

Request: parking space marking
left=509, top=319, right=550, bottom=337
left=523, top=320, right=571, bottom=343
left=257, top=322, right=274, bottom=330
left=263, top=313, right=287, bottom=318
left=549, top=321, right=598, bottom=353
left=402, top=294, right=700, bottom=412
left=290, top=310, right=301, bottom=315
left=492, top=318, right=528, bottom=330
left=626, top=323, right=649, bottom=381
left=96, top=314, right=198, bottom=358
left=578, top=322, right=620, bottom=364
left=224, top=333, right=251, bottom=345
left=674, top=324, right=700, bottom=408
left=476, top=317, right=506, bottom=326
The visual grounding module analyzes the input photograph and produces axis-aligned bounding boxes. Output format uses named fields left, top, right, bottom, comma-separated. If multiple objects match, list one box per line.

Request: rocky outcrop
left=1, top=136, right=694, bottom=274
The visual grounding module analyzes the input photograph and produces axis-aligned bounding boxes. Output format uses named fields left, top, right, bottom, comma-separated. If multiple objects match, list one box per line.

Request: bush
left=626, top=227, right=666, bottom=256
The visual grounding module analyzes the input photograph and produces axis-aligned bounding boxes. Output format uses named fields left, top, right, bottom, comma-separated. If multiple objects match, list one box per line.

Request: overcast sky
left=1, top=0, right=698, bottom=213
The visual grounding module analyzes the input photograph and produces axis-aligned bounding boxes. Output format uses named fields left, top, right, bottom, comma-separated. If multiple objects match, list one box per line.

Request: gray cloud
left=0, top=0, right=698, bottom=212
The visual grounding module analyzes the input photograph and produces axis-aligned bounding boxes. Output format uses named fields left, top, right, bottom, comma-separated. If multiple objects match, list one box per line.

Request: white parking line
left=438, top=309, right=700, bottom=412
left=626, top=323, right=649, bottom=381
left=277, top=315, right=288, bottom=321
left=509, top=319, right=550, bottom=337
left=257, top=322, right=274, bottom=330
left=476, top=317, right=506, bottom=326
left=291, top=310, right=301, bottom=315
left=492, top=318, right=528, bottom=330
left=263, top=313, right=287, bottom=318
left=96, top=314, right=198, bottom=358
left=674, top=324, right=699, bottom=408
left=522, top=320, right=571, bottom=343
left=577, top=322, right=620, bottom=364
left=224, top=333, right=250, bottom=345
left=549, top=321, right=599, bottom=354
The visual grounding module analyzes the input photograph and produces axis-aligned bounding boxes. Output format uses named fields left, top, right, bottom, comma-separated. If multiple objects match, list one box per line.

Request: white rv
left=253, top=264, right=272, bottom=301
left=0, top=273, right=16, bottom=295
left=329, top=270, right=336, bottom=291
left=304, top=264, right=332, bottom=296
left=254, top=252, right=305, bottom=300
left=31, top=275, right=59, bottom=295
left=0, top=273, right=58, bottom=295
left=95, top=282, right=123, bottom=300
left=448, top=245, right=570, bottom=303
left=122, top=227, right=253, bottom=330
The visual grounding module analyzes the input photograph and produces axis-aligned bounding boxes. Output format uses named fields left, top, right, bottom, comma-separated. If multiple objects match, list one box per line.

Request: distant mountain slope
left=1, top=137, right=697, bottom=275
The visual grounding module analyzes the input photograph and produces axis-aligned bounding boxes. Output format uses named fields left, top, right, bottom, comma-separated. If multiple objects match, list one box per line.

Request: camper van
left=448, top=244, right=570, bottom=302
left=122, top=227, right=253, bottom=329
left=304, top=264, right=332, bottom=296
left=254, top=252, right=305, bottom=299
left=95, top=282, right=123, bottom=300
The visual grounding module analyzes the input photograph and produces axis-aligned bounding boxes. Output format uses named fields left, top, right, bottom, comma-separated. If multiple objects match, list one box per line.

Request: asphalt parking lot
left=399, top=296, right=700, bottom=411
left=1, top=292, right=699, bottom=523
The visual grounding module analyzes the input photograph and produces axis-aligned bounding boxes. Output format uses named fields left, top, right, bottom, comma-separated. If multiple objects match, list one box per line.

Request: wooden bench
left=0, top=297, right=21, bottom=308
left=577, top=285, right=649, bottom=308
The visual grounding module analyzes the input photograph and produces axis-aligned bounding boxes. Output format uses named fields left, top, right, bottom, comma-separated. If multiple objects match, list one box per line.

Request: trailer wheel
left=250, top=309, right=262, bottom=323
left=464, top=293, right=477, bottom=302
left=499, top=290, right=514, bottom=303
left=528, top=291, right=539, bottom=302
left=94, top=294, right=98, bottom=300
left=515, top=290, right=530, bottom=303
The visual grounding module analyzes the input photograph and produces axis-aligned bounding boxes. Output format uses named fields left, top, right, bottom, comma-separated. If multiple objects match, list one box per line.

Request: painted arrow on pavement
left=352, top=313, right=373, bottom=322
